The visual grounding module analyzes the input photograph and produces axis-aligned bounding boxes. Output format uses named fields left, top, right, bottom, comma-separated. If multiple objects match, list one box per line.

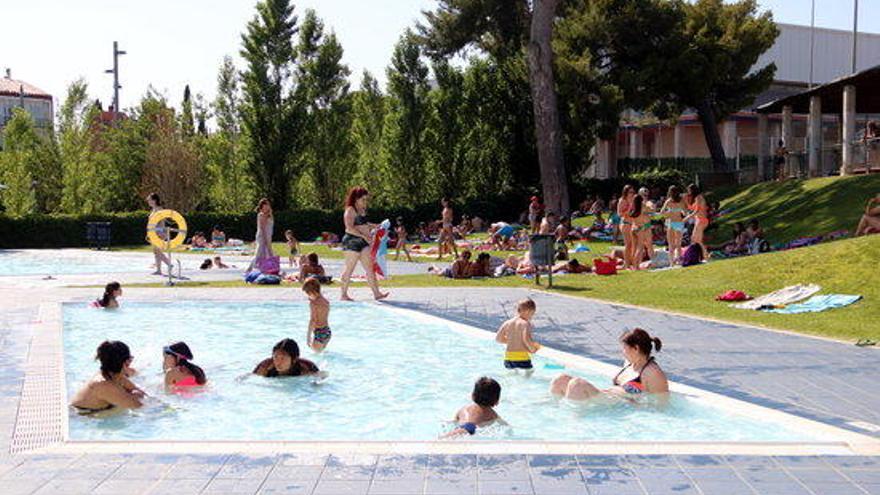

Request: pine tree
left=180, top=84, right=195, bottom=137
left=239, top=0, right=304, bottom=210
left=380, top=30, right=431, bottom=206
left=425, top=59, right=467, bottom=199
left=351, top=71, right=387, bottom=201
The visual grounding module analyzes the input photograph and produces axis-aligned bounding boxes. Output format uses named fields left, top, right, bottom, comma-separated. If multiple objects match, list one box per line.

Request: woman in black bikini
left=339, top=186, right=389, bottom=301
left=70, top=341, right=144, bottom=414
left=550, top=328, right=668, bottom=401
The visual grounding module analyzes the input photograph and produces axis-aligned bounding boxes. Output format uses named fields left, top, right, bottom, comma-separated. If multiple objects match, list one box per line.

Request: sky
left=1, top=0, right=878, bottom=115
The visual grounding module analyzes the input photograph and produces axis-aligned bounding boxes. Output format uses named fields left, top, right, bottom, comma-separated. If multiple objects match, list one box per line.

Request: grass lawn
left=709, top=174, right=880, bottom=243
left=124, top=235, right=879, bottom=342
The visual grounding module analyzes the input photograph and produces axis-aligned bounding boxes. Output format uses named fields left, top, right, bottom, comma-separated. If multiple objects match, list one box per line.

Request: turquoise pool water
left=0, top=250, right=149, bottom=276
left=64, top=301, right=820, bottom=442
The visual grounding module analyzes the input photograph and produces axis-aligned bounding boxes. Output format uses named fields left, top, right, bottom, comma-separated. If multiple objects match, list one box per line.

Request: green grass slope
left=710, top=174, right=880, bottom=243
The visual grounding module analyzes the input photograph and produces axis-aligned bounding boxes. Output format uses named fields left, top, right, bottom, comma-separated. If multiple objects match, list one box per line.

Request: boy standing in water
left=302, top=278, right=331, bottom=352
left=495, top=298, right=541, bottom=374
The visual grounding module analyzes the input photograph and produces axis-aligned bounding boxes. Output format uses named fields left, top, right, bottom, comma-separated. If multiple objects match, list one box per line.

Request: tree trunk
left=527, top=0, right=569, bottom=216
left=695, top=98, right=728, bottom=172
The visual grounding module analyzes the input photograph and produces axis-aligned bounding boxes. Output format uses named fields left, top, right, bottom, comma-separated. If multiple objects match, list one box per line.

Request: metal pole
left=809, top=0, right=815, bottom=87
left=113, top=41, right=119, bottom=116
left=852, top=0, right=859, bottom=73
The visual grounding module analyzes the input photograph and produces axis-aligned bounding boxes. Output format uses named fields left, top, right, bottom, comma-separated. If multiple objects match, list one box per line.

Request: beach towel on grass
left=764, top=294, right=862, bottom=314
left=732, top=284, right=821, bottom=310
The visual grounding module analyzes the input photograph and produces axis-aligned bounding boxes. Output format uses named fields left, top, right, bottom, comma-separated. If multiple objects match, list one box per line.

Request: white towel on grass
left=732, top=283, right=821, bottom=310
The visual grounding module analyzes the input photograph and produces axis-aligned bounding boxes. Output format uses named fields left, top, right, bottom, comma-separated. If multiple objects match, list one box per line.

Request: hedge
left=0, top=194, right=527, bottom=249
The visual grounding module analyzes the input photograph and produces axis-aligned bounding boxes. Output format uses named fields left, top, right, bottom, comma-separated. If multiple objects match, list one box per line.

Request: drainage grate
left=10, top=304, right=66, bottom=454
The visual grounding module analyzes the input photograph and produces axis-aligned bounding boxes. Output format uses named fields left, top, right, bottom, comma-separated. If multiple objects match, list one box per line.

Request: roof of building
left=0, top=76, right=52, bottom=101
left=757, top=63, right=880, bottom=115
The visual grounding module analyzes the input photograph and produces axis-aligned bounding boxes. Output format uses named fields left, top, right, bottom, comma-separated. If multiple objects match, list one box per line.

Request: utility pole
left=852, top=0, right=859, bottom=73
left=104, top=41, right=126, bottom=119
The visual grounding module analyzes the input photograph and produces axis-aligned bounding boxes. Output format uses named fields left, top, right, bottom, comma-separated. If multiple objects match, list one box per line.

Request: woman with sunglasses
left=162, top=341, right=207, bottom=388
left=70, top=341, right=144, bottom=414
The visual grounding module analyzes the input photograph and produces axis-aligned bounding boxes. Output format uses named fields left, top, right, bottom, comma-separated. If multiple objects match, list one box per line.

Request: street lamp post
left=104, top=41, right=127, bottom=118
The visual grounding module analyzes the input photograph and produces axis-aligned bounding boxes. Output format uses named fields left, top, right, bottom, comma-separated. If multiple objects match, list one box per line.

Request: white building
left=0, top=69, right=54, bottom=147
left=592, top=23, right=880, bottom=179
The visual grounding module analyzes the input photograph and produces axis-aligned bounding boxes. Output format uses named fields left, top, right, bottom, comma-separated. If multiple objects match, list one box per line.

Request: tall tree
left=528, top=0, right=568, bottom=214
left=180, top=84, right=195, bottom=137
left=239, top=0, right=304, bottom=210
left=59, top=79, right=101, bottom=213
left=141, top=108, right=204, bottom=212
left=381, top=30, right=432, bottom=205
left=425, top=59, right=467, bottom=198
left=351, top=71, right=387, bottom=199
left=296, top=10, right=354, bottom=209
left=669, top=0, right=778, bottom=171
left=206, top=56, right=254, bottom=211
left=0, top=109, right=39, bottom=216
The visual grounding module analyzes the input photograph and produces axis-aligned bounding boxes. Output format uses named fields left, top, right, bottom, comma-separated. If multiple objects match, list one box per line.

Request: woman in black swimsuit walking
left=339, top=186, right=389, bottom=301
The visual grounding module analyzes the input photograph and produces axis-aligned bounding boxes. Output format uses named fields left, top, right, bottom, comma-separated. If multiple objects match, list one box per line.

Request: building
left=592, top=23, right=880, bottom=180
left=0, top=69, right=54, bottom=147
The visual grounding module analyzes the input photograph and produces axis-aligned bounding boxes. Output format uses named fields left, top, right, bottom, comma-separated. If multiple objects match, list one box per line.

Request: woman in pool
left=248, top=198, right=276, bottom=272
left=685, top=184, right=710, bottom=253
left=70, top=341, right=144, bottom=414
left=660, top=186, right=687, bottom=264
left=146, top=193, right=172, bottom=276
left=253, top=338, right=320, bottom=377
left=617, top=185, right=637, bottom=269
left=163, top=341, right=207, bottom=388
left=93, top=282, right=122, bottom=309
left=550, top=328, right=668, bottom=401
left=339, top=187, right=388, bottom=301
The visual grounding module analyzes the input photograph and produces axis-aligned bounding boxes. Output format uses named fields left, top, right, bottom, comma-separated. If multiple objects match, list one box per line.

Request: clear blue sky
left=1, top=0, right=876, bottom=115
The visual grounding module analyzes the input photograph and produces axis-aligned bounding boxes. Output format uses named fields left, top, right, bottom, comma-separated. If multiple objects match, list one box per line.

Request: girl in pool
left=146, top=193, right=172, bottom=276
left=93, top=282, right=122, bottom=309
left=660, top=186, right=687, bottom=263
left=253, top=338, right=321, bottom=377
left=339, top=186, right=388, bottom=301
left=70, top=341, right=144, bottom=414
left=550, top=328, right=668, bottom=401
left=163, top=341, right=207, bottom=388
left=684, top=184, right=710, bottom=254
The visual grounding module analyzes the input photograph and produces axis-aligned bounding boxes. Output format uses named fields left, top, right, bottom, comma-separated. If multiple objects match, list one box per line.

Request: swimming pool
left=0, top=249, right=153, bottom=276
left=64, top=301, right=826, bottom=443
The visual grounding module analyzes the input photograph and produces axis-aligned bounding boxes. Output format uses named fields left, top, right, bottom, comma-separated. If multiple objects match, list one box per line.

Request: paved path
left=0, top=286, right=877, bottom=494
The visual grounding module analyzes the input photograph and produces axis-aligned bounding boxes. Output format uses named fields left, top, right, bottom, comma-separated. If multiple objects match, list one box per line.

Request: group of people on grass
left=79, top=289, right=669, bottom=438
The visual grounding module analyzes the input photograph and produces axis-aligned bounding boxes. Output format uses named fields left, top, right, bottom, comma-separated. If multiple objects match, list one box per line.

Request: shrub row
left=0, top=194, right=527, bottom=249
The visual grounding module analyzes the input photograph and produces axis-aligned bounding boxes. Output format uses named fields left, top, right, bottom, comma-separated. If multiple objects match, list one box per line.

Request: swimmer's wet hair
left=517, top=298, right=536, bottom=313
left=302, top=277, right=321, bottom=294
left=472, top=377, right=501, bottom=407
left=96, top=340, right=131, bottom=380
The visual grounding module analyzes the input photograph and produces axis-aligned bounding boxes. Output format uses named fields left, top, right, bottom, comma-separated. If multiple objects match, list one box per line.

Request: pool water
left=0, top=249, right=153, bottom=276
left=64, top=301, right=820, bottom=442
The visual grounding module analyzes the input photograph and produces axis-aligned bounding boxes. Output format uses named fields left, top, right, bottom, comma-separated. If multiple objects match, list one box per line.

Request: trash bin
left=86, top=222, right=112, bottom=250
left=529, top=234, right=556, bottom=286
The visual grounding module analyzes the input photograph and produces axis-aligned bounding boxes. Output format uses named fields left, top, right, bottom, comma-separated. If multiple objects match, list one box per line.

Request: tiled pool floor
left=0, top=285, right=877, bottom=494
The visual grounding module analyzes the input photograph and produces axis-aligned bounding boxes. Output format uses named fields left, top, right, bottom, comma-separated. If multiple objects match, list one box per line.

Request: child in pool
left=495, top=298, right=541, bottom=374
left=253, top=338, right=320, bottom=377
left=303, top=278, right=331, bottom=352
left=94, top=282, right=122, bottom=309
left=442, top=377, right=503, bottom=438
left=162, top=341, right=207, bottom=388
left=213, top=256, right=230, bottom=269
left=285, top=230, right=300, bottom=268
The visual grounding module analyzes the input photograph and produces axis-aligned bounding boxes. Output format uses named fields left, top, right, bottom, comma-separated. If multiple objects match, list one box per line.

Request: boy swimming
left=303, top=278, right=331, bottom=352
left=495, top=298, right=541, bottom=373
left=442, top=377, right=503, bottom=437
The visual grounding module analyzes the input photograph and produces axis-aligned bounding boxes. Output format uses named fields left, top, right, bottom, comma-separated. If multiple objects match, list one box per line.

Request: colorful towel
left=732, top=284, right=821, bottom=310
left=764, top=294, right=862, bottom=314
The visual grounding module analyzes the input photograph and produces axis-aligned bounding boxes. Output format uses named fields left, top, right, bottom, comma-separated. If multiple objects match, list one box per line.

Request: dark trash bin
left=86, top=222, right=112, bottom=250
left=529, top=234, right=556, bottom=286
